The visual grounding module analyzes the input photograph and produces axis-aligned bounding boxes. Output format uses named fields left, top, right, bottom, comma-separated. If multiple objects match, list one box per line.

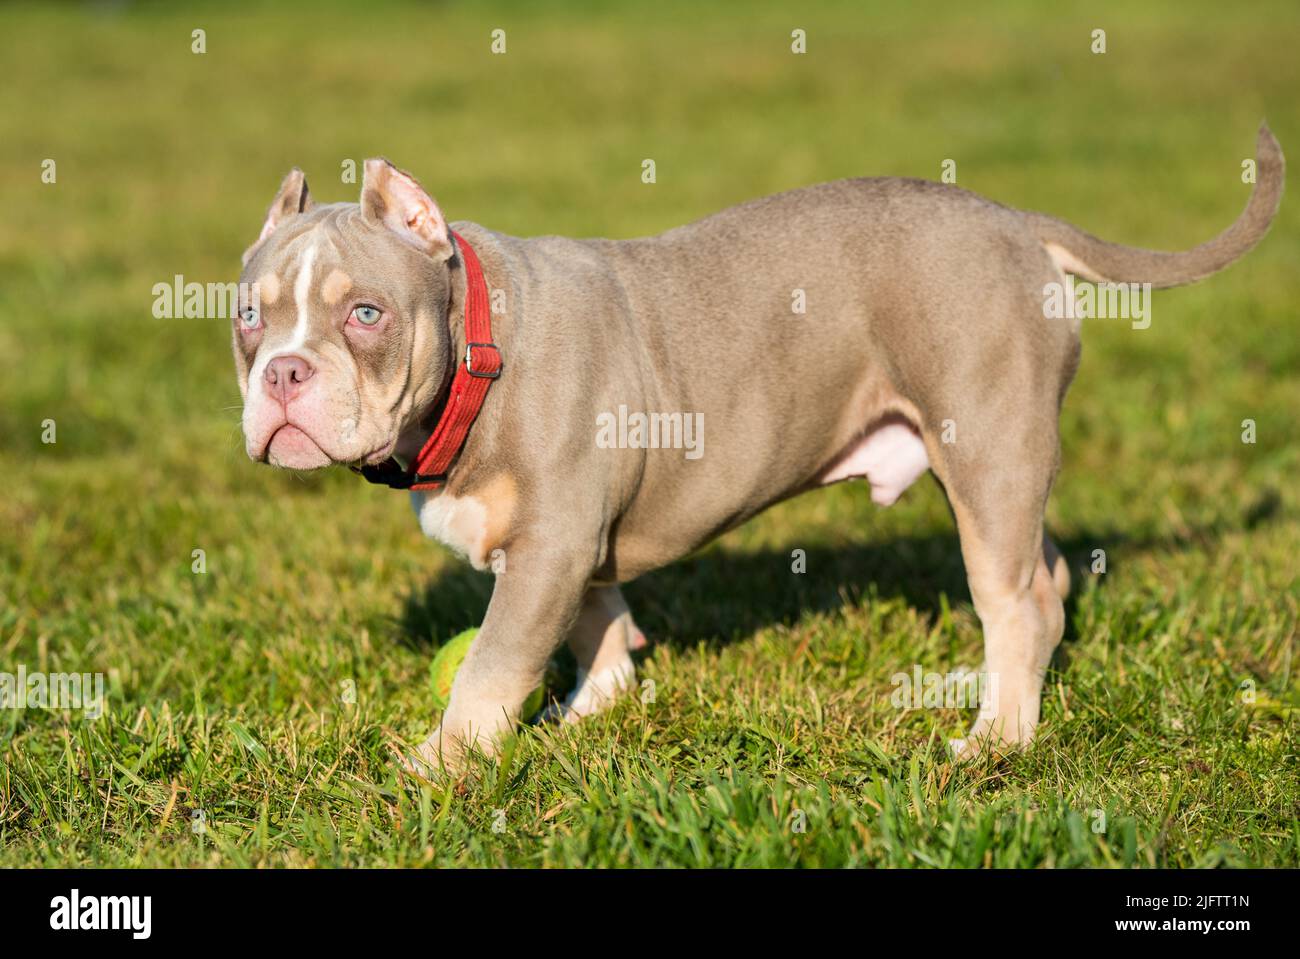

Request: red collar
left=356, top=230, right=502, bottom=491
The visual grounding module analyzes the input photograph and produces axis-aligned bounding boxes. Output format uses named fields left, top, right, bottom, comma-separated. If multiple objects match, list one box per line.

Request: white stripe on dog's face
left=248, top=234, right=320, bottom=386
left=291, top=240, right=317, bottom=343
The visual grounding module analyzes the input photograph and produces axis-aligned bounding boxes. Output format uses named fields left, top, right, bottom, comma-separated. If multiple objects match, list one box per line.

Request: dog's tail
left=1024, top=124, right=1284, bottom=289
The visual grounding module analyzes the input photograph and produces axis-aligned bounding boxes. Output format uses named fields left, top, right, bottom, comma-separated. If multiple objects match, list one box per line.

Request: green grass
left=1, top=0, right=1297, bottom=867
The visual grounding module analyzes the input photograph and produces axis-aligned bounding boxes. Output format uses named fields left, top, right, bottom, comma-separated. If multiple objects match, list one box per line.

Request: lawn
left=0, top=0, right=1296, bottom=867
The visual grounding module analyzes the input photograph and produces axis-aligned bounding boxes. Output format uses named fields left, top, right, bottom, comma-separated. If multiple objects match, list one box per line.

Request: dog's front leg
left=410, top=545, right=592, bottom=773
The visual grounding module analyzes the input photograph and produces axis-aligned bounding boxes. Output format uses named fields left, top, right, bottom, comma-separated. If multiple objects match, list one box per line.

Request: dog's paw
left=949, top=736, right=994, bottom=762
left=951, top=713, right=1034, bottom=762
left=949, top=733, right=1009, bottom=763
left=395, top=734, right=455, bottom=781
left=541, top=656, right=635, bottom=724
left=397, top=723, right=484, bottom=780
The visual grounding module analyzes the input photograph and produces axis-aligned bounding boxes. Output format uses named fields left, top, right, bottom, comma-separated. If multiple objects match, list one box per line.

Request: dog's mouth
left=264, top=424, right=331, bottom=470
left=258, top=423, right=396, bottom=471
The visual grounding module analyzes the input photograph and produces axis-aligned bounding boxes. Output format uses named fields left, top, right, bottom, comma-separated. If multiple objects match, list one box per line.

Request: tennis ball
left=430, top=628, right=545, bottom=718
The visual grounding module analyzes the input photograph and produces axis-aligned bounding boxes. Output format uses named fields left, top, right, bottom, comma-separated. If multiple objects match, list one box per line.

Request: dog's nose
left=264, top=354, right=315, bottom=403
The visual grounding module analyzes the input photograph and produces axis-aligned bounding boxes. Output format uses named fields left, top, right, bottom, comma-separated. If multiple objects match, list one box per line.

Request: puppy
left=233, top=128, right=1282, bottom=769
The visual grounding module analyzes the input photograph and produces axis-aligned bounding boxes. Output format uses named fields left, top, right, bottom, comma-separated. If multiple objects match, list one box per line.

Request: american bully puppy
left=233, top=127, right=1282, bottom=770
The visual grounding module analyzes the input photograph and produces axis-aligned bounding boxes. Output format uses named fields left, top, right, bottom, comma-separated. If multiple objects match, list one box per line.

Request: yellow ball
left=429, top=628, right=545, bottom=718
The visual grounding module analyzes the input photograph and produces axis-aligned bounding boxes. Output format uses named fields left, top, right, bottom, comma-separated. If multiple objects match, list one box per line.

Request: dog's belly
left=818, top=420, right=930, bottom=505
left=597, top=419, right=931, bottom=584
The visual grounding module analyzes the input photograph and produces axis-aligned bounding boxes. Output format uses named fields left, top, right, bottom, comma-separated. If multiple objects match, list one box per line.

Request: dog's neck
left=393, top=229, right=504, bottom=470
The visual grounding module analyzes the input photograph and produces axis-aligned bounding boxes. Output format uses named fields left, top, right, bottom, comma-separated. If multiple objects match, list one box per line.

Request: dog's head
left=234, top=161, right=456, bottom=470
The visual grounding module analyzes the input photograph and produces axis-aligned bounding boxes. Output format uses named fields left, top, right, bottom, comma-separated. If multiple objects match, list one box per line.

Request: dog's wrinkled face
left=234, top=160, right=455, bottom=470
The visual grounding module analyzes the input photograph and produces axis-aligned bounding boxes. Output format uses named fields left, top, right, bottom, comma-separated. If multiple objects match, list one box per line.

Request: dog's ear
left=243, top=168, right=313, bottom=266
left=360, top=159, right=453, bottom=261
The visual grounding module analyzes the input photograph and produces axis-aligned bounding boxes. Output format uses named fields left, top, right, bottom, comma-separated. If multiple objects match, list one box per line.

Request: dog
left=233, top=127, right=1282, bottom=770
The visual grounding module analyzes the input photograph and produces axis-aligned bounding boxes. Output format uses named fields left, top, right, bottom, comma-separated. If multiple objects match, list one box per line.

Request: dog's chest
left=411, top=492, right=491, bottom=568
left=410, top=478, right=515, bottom=570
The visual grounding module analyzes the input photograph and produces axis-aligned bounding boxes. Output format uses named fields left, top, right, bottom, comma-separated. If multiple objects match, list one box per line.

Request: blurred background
left=0, top=1, right=1296, bottom=866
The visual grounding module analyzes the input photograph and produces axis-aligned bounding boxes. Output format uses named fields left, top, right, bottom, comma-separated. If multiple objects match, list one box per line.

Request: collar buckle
left=465, top=341, right=502, bottom=379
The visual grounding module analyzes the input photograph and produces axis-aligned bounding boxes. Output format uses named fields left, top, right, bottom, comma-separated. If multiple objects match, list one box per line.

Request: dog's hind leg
left=927, top=411, right=1066, bottom=760
left=543, top=584, right=641, bottom=722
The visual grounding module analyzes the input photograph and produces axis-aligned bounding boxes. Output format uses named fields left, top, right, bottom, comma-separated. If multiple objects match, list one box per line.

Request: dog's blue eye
left=352, top=306, right=382, bottom=326
left=240, top=308, right=261, bottom=330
